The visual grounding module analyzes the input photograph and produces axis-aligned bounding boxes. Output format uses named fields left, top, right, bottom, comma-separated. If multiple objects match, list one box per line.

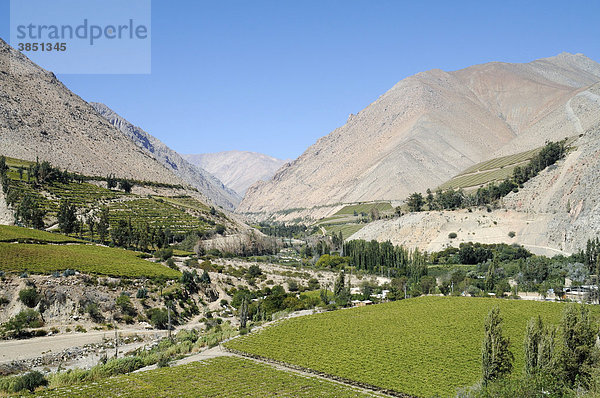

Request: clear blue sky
left=1, top=0, right=599, bottom=159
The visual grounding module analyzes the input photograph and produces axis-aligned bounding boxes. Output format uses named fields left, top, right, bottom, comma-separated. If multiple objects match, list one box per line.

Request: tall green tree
left=561, top=304, right=597, bottom=385
left=407, top=192, right=424, bottom=212
left=524, top=316, right=543, bottom=375
left=15, top=195, right=45, bottom=229
left=482, top=307, right=514, bottom=385
left=97, top=207, right=110, bottom=244
left=57, top=200, right=77, bottom=234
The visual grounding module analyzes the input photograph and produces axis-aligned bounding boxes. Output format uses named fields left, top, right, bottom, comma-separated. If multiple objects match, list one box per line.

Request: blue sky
left=1, top=0, right=599, bottom=159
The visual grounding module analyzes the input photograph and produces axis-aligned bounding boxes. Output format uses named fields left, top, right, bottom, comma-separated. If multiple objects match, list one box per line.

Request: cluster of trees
left=1, top=156, right=47, bottom=229
left=257, top=222, right=310, bottom=238
left=406, top=140, right=567, bottom=212
left=106, top=174, right=134, bottom=193
left=231, top=283, right=321, bottom=326
left=343, top=239, right=428, bottom=282
left=478, top=305, right=599, bottom=395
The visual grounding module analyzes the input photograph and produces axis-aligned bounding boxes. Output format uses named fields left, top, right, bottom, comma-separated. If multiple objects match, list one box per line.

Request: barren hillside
left=0, top=39, right=181, bottom=185
left=239, top=53, right=600, bottom=217
left=350, top=122, right=600, bottom=255
left=90, top=103, right=241, bottom=210
left=183, top=151, right=287, bottom=196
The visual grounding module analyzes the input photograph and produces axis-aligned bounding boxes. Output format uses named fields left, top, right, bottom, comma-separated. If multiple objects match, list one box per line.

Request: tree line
left=478, top=305, right=599, bottom=395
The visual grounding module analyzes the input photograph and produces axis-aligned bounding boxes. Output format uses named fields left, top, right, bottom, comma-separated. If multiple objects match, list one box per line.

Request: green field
left=334, top=202, right=393, bottom=216
left=34, top=357, right=376, bottom=397
left=226, top=296, right=591, bottom=397
left=0, top=242, right=179, bottom=278
left=323, top=223, right=365, bottom=237
left=0, top=225, right=84, bottom=244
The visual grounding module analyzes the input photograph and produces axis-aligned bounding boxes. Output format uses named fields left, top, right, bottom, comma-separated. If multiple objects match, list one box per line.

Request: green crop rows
left=0, top=242, right=179, bottom=278
left=459, top=148, right=540, bottom=175
left=324, top=223, right=365, bottom=237
left=34, top=357, right=377, bottom=397
left=334, top=202, right=393, bottom=216
left=0, top=225, right=84, bottom=244
left=226, top=296, right=595, bottom=397
left=438, top=166, right=517, bottom=190
left=108, top=198, right=209, bottom=234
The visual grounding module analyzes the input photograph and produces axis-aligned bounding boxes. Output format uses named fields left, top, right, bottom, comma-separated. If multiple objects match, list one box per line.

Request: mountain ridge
left=183, top=151, right=288, bottom=196
left=90, top=103, right=241, bottom=210
left=239, top=52, right=600, bottom=216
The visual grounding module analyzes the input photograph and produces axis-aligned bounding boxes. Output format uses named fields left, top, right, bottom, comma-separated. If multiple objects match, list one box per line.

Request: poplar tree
left=482, top=307, right=513, bottom=385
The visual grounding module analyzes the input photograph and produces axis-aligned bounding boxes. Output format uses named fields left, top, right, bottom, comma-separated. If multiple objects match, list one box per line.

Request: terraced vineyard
left=439, top=136, right=578, bottom=191
left=226, top=296, right=594, bottom=397
left=1, top=156, right=219, bottom=236
left=0, top=225, right=84, bottom=243
left=0, top=242, right=179, bottom=278
left=35, top=357, right=377, bottom=397
left=108, top=198, right=209, bottom=235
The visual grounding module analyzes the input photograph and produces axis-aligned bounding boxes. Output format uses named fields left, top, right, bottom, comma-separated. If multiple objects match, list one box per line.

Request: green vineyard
left=0, top=242, right=179, bottom=278
left=34, top=357, right=377, bottom=397
left=0, top=225, right=84, bottom=244
left=226, top=296, right=593, bottom=397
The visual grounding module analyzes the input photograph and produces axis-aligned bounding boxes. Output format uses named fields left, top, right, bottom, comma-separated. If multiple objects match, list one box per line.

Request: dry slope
left=351, top=121, right=600, bottom=255
left=239, top=53, right=600, bottom=216
left=183, top=151, right=287, bottom=196
left=0, top=39, right=180, bottom=185
left=90, top=103, right=241, bottom=210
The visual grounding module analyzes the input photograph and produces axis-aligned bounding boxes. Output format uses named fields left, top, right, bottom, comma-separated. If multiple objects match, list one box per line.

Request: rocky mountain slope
left=182, top=151, right=287, bottom=196
left=0, top=39, right=180, bottom=185
left=239, top=53, right=600, bottom=217
left=351, top=120, right=600, bottom=255
left=90, top=103, right=241, bottom=210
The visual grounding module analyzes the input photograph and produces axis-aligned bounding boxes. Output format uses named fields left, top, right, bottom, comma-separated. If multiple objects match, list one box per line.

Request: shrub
left=136, top=288, right=148, bottom=299
left=508, top=231, right=516, bottom=238
left=2, top=309, right=43, bottom=334
left=448, top=232, right=458, bottom=239
left=13, top=371, right=47, bottom=392
left=166, top=258, right=178, bottom=270
left=154, top=248, right=173, bottom=261
left=86, top=302, right=104, bottom=322
left=19, top=287, right=40, bottom=308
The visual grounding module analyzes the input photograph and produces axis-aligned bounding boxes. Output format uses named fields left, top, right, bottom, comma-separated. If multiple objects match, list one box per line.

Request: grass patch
left=33, top=357, right=374, bottom=397
left=226, top=296, right=597, bottom=397
left=0, top=243, right=180, bottom=278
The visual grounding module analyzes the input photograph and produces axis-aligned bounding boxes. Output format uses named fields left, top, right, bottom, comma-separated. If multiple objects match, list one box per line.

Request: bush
left=508, top=231, right=516, bottom=238
left=136, top=288, right=148, bottom=299
left=147, top=308, right=169, bottom=329
left=448, top=232, right=457, bottom=239
left=154, top=248, right=173, bottom=261
left=13, top=371, right=47, bottom=392
left=2, top=309, right=43, bottom=335
left=86, top=302, right=104, bottom=322
left=166, top=258, right=178, bottom=270
left=19, top=287, right=40, bottom=308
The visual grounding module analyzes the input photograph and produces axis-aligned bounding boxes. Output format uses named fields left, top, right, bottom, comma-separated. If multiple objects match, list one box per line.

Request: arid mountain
left=351, top=118, right=600, bottom=256
left=0, top=39, right=179, bottom=185
left=239, top=53, right=600, bottom=217
left=90, top=103, right=241, bottom=210
left=182, top=151, right=288, bottom=196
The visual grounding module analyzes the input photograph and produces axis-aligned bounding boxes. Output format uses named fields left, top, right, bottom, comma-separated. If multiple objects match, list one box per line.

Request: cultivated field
left=0, top=242, right=180, bottom=278
left=34, top=357, right=377, bottom=397
left=226, top=296, right=589, bottom=397
left=0, top=225, right=84, bottom=244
